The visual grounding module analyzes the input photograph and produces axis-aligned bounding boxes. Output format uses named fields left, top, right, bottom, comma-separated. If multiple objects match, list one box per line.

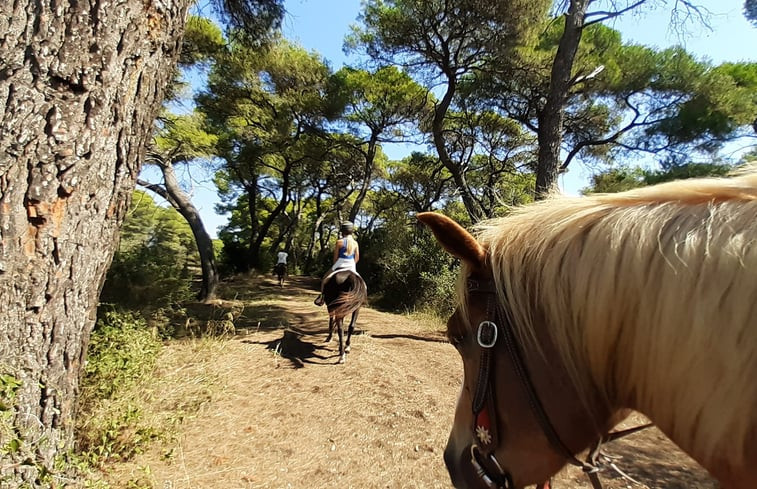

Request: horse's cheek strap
left=472, top=296, right=501, bottom=450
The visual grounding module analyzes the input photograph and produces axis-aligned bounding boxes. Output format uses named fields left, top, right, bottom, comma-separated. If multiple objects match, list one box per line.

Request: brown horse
left=274, top=262, right=286, bottom=287
left=322, top=269, right=367, bottom=364
left=418, top=171, right=757, bottom=489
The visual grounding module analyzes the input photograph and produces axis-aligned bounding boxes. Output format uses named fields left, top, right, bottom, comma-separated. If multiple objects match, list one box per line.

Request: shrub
left=77, top=311, right=163, bottom=464
left=362, top=223, right=459, bottom=316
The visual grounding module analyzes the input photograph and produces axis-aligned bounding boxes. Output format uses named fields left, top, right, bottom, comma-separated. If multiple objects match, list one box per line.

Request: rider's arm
left=333, top=239, right=342, bottom=264
left=354, top=244, right=359, bottom=264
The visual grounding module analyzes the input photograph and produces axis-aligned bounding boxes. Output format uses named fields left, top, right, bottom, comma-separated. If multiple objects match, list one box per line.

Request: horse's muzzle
left=445, top=443, right=518, bottom=489
left=445, top=444, right=495, bottom=489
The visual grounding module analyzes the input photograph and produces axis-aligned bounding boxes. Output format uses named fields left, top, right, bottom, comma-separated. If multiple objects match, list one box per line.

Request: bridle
left=464, top=278, right=650, bottom=489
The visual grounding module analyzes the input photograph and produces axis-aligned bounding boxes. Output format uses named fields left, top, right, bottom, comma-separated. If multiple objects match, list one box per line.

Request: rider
left=314, top=221, right=359, bottom=306
left=275, top=248, right=288, bottom=276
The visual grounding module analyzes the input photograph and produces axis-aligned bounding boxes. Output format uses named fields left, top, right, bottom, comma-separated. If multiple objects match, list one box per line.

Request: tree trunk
left=430, top=75, right=485, bottom=222
left=248, top=160, right=293, bottom=270
left=535, top=0, right=589, bottom=200
left=137, top=162, right=219, bottom=302
left=303, top=191, right=324, bottom=273
left=246, top=170, right=260, bottom=270
left=0, top=0, right=189, bottom=483
left=348, top=133, right=378, bottom=223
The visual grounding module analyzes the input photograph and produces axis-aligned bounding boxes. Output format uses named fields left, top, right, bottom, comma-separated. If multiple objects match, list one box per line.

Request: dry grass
left=80, top=337, right=228, bottom=486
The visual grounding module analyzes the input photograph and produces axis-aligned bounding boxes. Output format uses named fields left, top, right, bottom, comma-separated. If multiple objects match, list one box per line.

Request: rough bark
left=137, top=163, right=219, bottom=302
left=0, top=0, right=190, bottom=483
left=535, top=0, right=590, bottom=200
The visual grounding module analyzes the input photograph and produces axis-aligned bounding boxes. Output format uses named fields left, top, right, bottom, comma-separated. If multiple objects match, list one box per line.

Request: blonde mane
left=343, top=235, right=357, bottom=255
left=468, top=172, right=757, bottom=464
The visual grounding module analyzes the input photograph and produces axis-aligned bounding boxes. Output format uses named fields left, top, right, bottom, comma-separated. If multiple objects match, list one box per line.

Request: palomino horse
left=322, top=269, right=367, bottom=364
left=418, top=172, right=757, bottom=489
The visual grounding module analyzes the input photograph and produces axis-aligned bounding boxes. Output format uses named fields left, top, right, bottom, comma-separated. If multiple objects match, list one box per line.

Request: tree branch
left=584, top=0, right=648, bottom=27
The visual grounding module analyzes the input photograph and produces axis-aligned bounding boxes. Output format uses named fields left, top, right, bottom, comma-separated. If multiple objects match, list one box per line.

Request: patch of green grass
left=76, top=311, right=164, bottom=466
left=0, top=370, right=22, bottom=457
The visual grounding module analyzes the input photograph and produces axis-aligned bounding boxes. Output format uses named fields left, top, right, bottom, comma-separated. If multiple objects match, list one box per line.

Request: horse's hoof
left=339, top=355, right=346, bottom=364
left=345, top=345, right=351, bottom=353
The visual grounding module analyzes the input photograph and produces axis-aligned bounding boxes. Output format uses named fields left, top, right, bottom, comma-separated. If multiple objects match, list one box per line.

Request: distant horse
left=322, top=269, right=367, bottom=364
left=418, top=172, right=757, bottom=489
left=274, top=263, right=286, bottom=287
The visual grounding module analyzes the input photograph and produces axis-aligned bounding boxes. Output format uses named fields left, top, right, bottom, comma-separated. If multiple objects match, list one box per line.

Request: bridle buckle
left=477, top=321, right=498, bottom=348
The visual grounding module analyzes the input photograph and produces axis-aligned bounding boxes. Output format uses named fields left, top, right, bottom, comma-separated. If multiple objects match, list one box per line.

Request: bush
left=361, top=223, right=459, bottom=316
left=77, top=311, right=163, bottom=464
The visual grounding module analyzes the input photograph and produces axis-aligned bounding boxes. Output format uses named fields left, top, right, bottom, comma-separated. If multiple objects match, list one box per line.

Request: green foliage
left=77, top=311, right=163, bottom=464
left=334, top=65, right=430, bottom=137
left=471, top=17, right=757, bottom=170
left=746, top=0, right=757, bottom=27
left=0, top=371, right=22, bottom=456
left=348, top=0, right=550, bottom=71
left=582, top=166, right=647, bottom=194
left=83, top=312, right=162, bottom=400
left=183, top=7, right=756, bottom=307
left=582, top=162, right=736, bottom=194
left=644, top=161, right=734, bottom=185
left=213, top=0, right=283, bottom=46
left=361, top=221, right=459, bottom=316
left=649, top=61, right=757, bottom=150
left=101, top=191, right=197, bottom=310
left=197, top=37, right=344, bottom=270
left=154, top=111, right=218, bottom=163
left=180, top=16, right=226, bottom=67
left=385, top=152, right=452, bottom=212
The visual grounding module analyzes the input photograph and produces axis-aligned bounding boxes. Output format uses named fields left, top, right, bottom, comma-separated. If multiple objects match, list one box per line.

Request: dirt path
left=104, top=276, right=716, bottom=489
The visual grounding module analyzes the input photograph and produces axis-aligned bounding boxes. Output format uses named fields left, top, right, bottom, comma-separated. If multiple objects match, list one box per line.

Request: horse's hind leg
left=325, top=316, right=334, bottom=343
left=336, top=318, right=346, bottom=364
left=344, top=309, right=359, bottom=353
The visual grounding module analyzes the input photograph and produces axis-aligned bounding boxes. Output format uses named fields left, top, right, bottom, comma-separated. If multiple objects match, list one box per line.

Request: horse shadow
left=226, top=275, right=365, bottom=366
left=244, top=328, right=347, bottom=368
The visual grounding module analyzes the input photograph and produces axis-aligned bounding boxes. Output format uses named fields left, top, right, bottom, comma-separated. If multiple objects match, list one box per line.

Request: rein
left=464, top=278, right=650, bottom=489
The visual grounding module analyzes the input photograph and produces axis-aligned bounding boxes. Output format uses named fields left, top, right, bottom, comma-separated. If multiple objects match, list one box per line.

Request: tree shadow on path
left=371, top=333, right=448, bottom=344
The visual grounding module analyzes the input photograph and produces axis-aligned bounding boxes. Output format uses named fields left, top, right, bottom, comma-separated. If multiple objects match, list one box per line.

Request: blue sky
left=156, top=0, right=757, bottom=237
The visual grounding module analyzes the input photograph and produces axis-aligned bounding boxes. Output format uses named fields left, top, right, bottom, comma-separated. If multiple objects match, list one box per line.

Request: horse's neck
left=524, top=318, right=618, bottom=453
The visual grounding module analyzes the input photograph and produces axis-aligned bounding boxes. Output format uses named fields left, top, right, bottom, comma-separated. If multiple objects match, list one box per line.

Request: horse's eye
left=448, top=334, right=465, bottom=349
left=446, top=311, right=467, bottom=348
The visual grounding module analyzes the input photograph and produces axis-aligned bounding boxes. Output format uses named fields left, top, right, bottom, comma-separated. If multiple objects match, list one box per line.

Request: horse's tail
left=329, top=274, right=367, bottom=319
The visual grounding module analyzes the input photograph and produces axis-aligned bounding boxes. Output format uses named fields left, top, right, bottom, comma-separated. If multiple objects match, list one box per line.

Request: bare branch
left=584, top=0, right=648, bottom=27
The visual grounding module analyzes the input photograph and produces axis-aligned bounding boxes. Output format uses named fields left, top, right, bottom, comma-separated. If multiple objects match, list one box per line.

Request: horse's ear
left=417, top=212, right=486, bottom=271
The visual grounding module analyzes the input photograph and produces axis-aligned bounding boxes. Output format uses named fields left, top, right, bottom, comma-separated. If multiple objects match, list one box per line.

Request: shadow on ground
left=371, top=333, right=447, bottom=344
left=178, top=275, right=325, bottom=335
left=598, top=436, right=716, bottom=488
left=242, top=328, right=363, bottom=367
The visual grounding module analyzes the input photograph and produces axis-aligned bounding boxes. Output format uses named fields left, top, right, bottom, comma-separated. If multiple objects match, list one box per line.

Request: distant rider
left=275, top=249, right=288, bottom=277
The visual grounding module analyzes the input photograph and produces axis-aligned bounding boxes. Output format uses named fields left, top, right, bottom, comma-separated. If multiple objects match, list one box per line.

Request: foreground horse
left=322, top=269, right=367, bottom=364
left=418, top=172, right=757, bottom=489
